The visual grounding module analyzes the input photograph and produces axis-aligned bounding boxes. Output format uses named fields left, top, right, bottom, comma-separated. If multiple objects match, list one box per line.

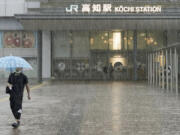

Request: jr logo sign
left=66, top=5, right=79, bottom=13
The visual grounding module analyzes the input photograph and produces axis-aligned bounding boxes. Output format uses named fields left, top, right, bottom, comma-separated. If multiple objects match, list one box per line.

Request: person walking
left=6, top=67, right=31, bottom=128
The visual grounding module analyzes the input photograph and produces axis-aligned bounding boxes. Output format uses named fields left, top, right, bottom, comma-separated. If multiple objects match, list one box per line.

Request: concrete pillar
left=122, top=31, right=125, bottom=50
left=42, top=31, right=51, bottom=79
left=162, top=50, right=165, bottom=89
left=156, top=51, right=158, bottom=86
left=152, top=52, right=154, bottom=85
left=148, top=53, right=152, bottom=84
left=158, top=51, right=161, bottom=87
left=133, top=30, right=137, bottom=81
left=177, top=54, right=179, bottom=93
left=174, top=48, right=178, bottom=94
left=148, top=53, right=150, bottom=84
left=150, top=53, right=152, bottom=85
left=170, top=48, right=173, bottom=92
left=163, top=30, right=168, bottom=47
left=176, top=53, right=178, bottom=94
left=153, top=52, right=155, bottom=86
left=37, top=30, right=42, bottom=83
left=166, top=49, right=169, bottom=91
left=69, top=31, right=73, bottom=79
left=146, top=52, right=148, bottom=80
left=51, top=31, right=54, bottom=77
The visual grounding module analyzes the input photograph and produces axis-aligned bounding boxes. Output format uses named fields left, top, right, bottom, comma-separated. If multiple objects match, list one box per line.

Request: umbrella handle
left=10, top=68, right=13, bottom=73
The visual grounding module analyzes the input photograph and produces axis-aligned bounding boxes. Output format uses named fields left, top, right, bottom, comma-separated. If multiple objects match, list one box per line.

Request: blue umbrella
left=0, top=56, right=33, bottom=72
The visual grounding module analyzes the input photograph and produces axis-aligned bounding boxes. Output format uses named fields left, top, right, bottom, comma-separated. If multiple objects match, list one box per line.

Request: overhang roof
left=15, top=13, right=180, bottom=30
left=0, top=17, right=23, bottom=30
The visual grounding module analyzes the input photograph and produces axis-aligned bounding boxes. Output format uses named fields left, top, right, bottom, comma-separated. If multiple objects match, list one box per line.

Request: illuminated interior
left=158, top=55, right=166, bottom=67
left=109, top=55, right=127, bottom=66
left=113, top=32, right=122, bottom=50
left=90, top=30, right=163, bottom=50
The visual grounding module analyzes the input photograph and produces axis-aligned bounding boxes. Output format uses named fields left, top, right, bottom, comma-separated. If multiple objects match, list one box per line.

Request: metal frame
left=148, top=44, right=179, bottom=93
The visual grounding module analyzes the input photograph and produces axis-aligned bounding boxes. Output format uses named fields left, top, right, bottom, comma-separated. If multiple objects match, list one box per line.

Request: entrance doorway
left=52, top=30, right=165, bottom=80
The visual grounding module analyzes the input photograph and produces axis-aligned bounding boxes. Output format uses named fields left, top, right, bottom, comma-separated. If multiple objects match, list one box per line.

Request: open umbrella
left=0, top=55, right=33, bottom=72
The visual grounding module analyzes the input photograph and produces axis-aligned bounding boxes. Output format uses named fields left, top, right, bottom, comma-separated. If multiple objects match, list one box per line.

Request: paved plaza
left=0, top=81, right=180, bottom=135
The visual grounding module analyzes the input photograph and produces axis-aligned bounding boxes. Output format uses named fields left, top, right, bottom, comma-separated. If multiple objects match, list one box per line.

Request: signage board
left=65, top=4, right=162, bottom=14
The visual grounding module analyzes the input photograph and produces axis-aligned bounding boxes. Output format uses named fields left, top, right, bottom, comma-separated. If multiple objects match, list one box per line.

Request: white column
left=42, top=31, right=51, bottom=78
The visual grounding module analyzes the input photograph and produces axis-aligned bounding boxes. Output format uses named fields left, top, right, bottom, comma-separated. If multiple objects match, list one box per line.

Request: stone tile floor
left=0, top=81, right=180, bottom=135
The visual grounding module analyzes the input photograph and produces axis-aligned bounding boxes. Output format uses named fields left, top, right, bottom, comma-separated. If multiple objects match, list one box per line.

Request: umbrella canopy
left=0, top=56, right=33, bottom=72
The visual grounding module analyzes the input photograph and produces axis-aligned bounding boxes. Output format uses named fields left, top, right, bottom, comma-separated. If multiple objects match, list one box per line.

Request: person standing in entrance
left=108, top=63, right=114, bottom=80
left=7, top=67, right=31, bottom=128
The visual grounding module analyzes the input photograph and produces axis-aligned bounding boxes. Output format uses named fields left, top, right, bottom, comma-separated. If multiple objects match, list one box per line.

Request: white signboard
left=65, top=4, right=162, bottom=14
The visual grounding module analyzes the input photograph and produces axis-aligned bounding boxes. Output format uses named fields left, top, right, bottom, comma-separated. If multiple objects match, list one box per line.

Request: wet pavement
left=1, top=81, right=180, bottom=135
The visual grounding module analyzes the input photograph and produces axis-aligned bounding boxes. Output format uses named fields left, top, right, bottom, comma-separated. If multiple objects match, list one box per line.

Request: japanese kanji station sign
left=65, top=4, right=162, bottom=14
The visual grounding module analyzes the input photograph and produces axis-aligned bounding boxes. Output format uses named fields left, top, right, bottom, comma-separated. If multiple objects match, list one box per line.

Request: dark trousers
left=10, top=95, right=22, bottom=120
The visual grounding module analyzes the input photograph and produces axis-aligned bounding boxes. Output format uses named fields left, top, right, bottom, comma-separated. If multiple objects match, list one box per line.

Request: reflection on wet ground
left=1, top=81, right=180, bottom=135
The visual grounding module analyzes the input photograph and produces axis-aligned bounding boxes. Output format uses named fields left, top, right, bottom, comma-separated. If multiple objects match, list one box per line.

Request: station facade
left=0, top=0, right=180, bottom=80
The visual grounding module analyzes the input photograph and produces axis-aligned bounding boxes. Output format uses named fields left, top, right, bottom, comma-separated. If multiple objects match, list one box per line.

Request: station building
left=0, top=0, right=180, bottom=81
